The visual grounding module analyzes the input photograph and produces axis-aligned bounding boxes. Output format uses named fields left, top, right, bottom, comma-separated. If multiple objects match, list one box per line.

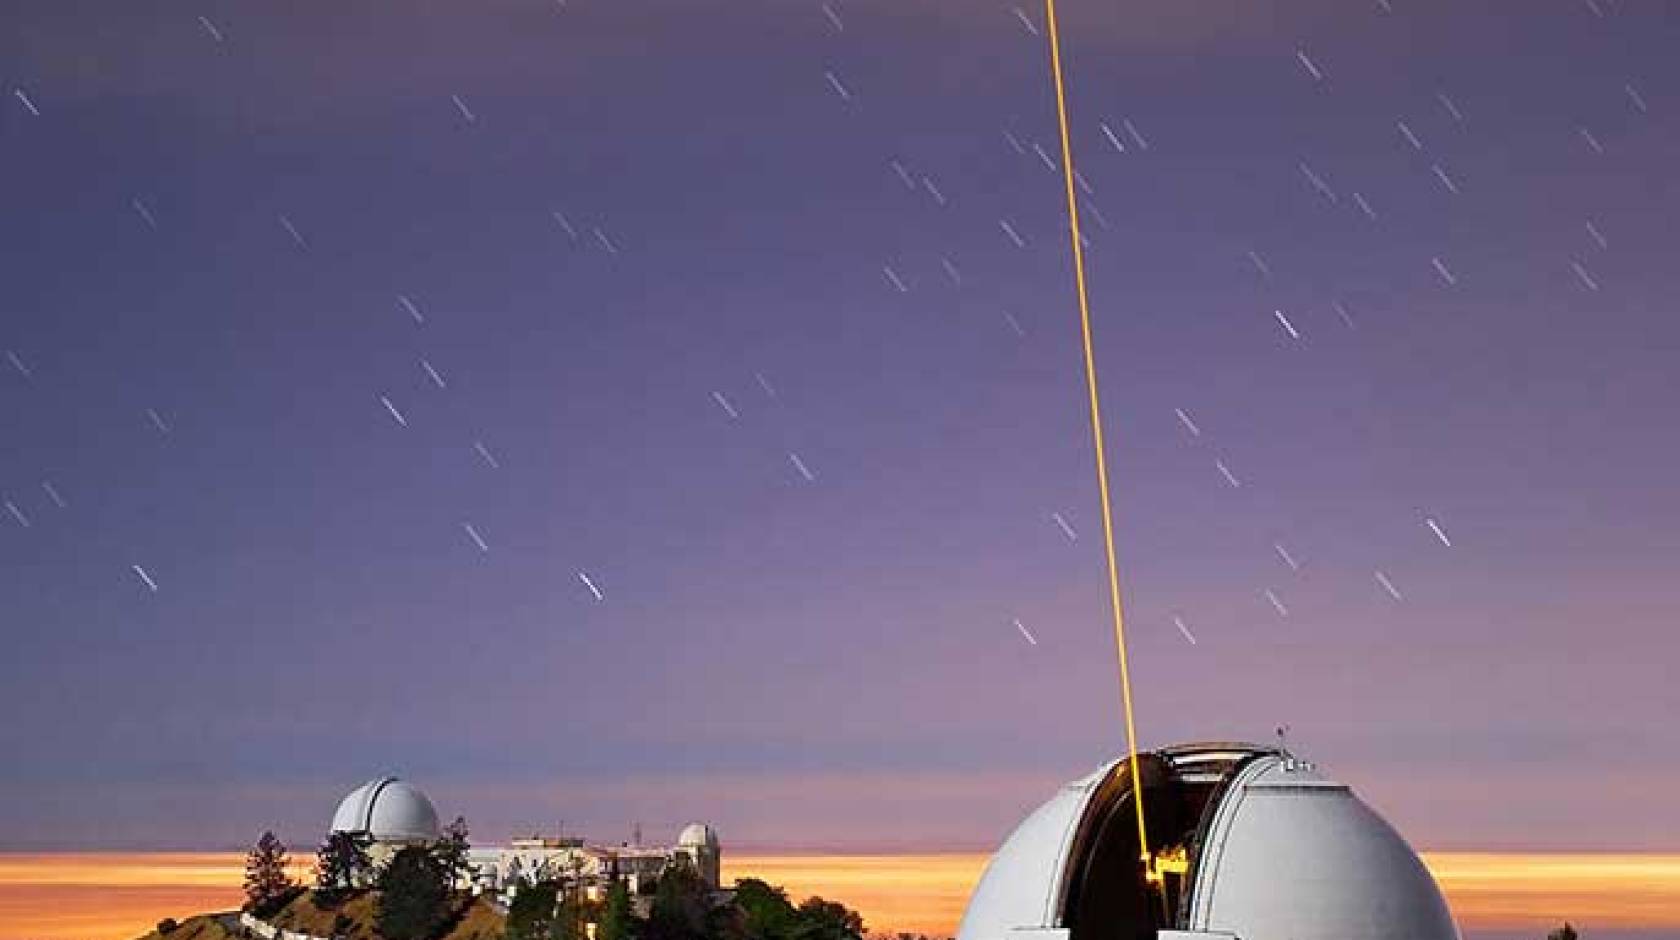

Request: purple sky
left=1, top=0, right=1676, bottom=853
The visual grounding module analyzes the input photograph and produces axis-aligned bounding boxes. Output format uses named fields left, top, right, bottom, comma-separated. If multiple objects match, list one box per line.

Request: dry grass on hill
left=134, top=891, right=504, bottom=940
left=133, top=914, right=239, bottom=940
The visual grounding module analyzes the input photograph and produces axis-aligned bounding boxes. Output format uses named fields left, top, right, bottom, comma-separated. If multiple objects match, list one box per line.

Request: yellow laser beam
left=1041, top=0, right=1153, bottom=869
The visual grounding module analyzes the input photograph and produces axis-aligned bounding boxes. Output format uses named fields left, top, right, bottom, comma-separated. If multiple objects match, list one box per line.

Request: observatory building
left=325, top=776, right=721, bottom=898
left=330, top=777, right=443, bottom=866
left=472, top=822, right=721, bottom=898
left=957, top=742, right=1459, bottom=940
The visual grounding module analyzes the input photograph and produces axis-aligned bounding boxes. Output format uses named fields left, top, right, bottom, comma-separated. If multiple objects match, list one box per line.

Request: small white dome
left=330, top=777, right=441, bottom=844
left=677, top=823, right=718, bottom=848
left=958, top=744, right=1458, bottom=940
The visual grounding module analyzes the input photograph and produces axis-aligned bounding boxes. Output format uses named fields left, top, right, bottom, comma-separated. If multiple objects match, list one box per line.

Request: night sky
left=1, top=0, right=1676, bottom=853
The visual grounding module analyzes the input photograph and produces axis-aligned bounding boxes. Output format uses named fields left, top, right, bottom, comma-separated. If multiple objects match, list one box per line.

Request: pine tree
left=1547, top=925, right=1579, bottom=940
left=433, top=815, right=473, bottom=888
left=316, top=831, right=372, bottom=897
left=243, top=831, right=295, bottom=917
left=375, top=845, right=451, bottom=940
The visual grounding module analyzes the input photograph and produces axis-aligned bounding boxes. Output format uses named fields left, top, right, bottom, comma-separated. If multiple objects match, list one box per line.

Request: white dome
left=330, top=777, right=441, bottom=844
left=1187, top=757, right=1457, bottom=939
left=677, top=823, right=719, bottom=848
left=958, top=744, right=1459, bottom=940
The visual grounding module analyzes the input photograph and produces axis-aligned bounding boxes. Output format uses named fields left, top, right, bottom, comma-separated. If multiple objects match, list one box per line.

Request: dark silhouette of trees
left=553, top=890, right=590, bottom=940
left=435, top=816, right=474, bottom=888
left=499, top=869, right=867, bottom=940
left=646, top=859, right=710, bottom=940
left=792, top=898, right=864, bottom=940
left=243, top=831, right=295, bottom=917
left=376, top=845, right=451, bottom=940
left=316, top=831, right=372, bottom=898
left=1547, top=926, right=1579, bottom=940
left=506, top=880, right=561, bottom=940
left=733, top=879, right=798, bottom=940
left=597, top=880, right=638, bottom=940
left=729, top=879, right=862, bottom=940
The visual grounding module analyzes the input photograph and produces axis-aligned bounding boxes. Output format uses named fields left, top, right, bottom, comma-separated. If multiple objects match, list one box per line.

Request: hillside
left=133, top=891, right=504, bottom=940
left=132, top=915, right=238, bottom=940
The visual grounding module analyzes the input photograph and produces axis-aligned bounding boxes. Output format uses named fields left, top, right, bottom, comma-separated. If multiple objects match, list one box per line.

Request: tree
left=435, top=816, right=474, bottom=889
left=155, top=918, right=179, bottom=935
left=1547, top=926, right=1579, bottom=940
left=244, top=831, right=296, bottom=917
left=733, top=879, right=797, bottom=940
left=376, top=845, right=451, bottom=940
left=552, top=889, right=589, bottom=940
left=597, top=879, right=638, bottom=940
left=792, top=897, right=863, bottom=940
left=646, top=859, right=709, bottom=940
left=316, top=831, right=372, bottom=897
left=505, top=880, right=561, bottom=940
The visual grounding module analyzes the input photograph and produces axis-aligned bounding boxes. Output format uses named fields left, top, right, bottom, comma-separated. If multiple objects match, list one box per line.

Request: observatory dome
left=330, top=777, right=441, bottom=844
left=957, top=743, right=1458, bottom=940
left=677, top=823, right=719, bottom=848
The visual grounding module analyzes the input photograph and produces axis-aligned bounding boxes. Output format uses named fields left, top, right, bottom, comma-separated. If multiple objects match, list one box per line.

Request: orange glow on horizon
left=1422, top=852, right=1680, bottom=930
left=725, top=854, right=987, bottom=937
left=1, top=851, right=1676, bottom=940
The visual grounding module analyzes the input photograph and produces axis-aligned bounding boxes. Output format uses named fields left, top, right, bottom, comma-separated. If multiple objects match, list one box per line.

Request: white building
left=469, top=825, right=721, bottom=899
left=957, top=742, right=1459, bottom=940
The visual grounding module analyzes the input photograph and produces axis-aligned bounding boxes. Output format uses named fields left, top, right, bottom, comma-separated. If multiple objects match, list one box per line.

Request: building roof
left=330, top=777, right=441, bottom=844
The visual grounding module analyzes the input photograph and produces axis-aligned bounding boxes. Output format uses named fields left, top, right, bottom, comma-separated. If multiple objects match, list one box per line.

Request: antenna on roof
left=1276, top=724, right=1292, bottom=756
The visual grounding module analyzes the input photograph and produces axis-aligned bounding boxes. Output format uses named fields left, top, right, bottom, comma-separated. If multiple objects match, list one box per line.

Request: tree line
left=504, top=858, right=864, bottom=940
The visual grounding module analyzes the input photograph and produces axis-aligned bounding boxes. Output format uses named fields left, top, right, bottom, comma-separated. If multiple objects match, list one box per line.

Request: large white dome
left=677, top=823, right=719, bottom=848
left=957, top=743, right=1459, bottom=940
left=330, top=777, right=441, bottom=844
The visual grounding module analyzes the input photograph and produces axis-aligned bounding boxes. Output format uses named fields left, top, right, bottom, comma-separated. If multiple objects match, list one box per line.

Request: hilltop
left=134, top=915, right=239, bottom=940
left=134, top=891, right=503, bottom=940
